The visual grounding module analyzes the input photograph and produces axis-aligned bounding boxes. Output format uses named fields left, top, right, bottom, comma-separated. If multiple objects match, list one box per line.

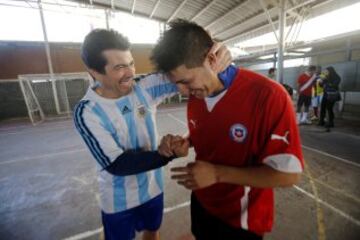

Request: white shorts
left=312, top=95, right=323, bottom=107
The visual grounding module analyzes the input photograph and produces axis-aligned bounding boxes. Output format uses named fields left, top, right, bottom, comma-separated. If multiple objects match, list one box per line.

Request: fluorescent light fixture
left=258, top=54, right=274, bottom=60
left=31, top=79, right=49, bottom=83
left=295, top=47, right=312, bottom=52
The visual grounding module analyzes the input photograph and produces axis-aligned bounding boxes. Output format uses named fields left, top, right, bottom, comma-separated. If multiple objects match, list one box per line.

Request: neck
left=95, top=86, right=124, bottom=99
left=210, top=77, right=225, bottom=96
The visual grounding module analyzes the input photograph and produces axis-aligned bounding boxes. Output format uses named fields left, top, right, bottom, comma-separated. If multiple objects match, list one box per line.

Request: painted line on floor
left=301, top=145, right=360, bottom=168
left=62, top=183, right=360, bottom=240
left=294, top=185, right=360, bottom=227
left=304, top=162, right=326, bottom=240
left=303, top=174, right=360, bottom=204
left=62, top=201, right=190, bottom=240
left=0, top=148, right=87, bottom=165
left=0, top=124, right=73, bottom=136
left=0, top=119, right=73, bottom=131
left=167, top=113, right=187, bottom=126
left=164, top=201, right=190, bottom=213
left=167, top=113, right=188, bottom=127
left=63, top=228, right=103, bottom=240
left=158, top=106, right=186, bottom=113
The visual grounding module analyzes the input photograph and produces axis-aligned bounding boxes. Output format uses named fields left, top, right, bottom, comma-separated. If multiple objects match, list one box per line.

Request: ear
left=88, top=68, right=103, bottom=82
left=206, top=52, right=218, bottom=72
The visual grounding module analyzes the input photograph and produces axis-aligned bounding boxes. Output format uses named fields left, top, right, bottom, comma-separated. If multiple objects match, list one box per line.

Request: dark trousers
left=319, top=94, right=336, bottom=126
left=297, top=95, right=312, bottom=112
left=191, top=193, right=263, bottom=240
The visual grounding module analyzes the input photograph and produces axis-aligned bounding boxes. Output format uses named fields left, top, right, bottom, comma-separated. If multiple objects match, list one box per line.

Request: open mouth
left=119, top=77, right=133, bottom=84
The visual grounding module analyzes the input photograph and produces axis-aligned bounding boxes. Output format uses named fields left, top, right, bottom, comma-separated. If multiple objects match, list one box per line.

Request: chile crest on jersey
left=229, top=123, right=247, bottom=143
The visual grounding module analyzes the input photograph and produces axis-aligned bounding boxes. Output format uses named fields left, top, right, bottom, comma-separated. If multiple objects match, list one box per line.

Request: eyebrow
left=113, top=60, right=134, bottom=69
left=175, top=79, right=187, bottom=84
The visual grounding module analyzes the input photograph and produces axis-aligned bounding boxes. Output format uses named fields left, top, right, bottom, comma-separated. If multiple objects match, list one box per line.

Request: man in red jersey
left=296, top=65, right=317, bottom=124
left=151, top=19, right=303, bottom=240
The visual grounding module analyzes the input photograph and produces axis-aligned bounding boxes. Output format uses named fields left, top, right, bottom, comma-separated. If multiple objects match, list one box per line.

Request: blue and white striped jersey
left=73, top=73, right=178, bottom=213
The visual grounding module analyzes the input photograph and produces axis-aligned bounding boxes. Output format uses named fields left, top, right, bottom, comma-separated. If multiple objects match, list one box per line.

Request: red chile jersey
left=187, top=67, right=304, bottom=235
left=297, top=73, right=313, bottom=96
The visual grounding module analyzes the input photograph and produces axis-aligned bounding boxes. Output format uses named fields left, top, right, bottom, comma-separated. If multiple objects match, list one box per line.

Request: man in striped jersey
left=74, top=29, right=230, bottom=240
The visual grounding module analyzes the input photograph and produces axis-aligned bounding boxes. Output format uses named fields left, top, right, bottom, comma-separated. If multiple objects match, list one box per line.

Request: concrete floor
left=0, top=105, right=359, bottom=240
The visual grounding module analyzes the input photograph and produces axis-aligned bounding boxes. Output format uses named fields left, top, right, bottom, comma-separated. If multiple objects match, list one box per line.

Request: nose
left=177, top=84, right=190, bottom=96
left=124, top=65, right=135, bottom=78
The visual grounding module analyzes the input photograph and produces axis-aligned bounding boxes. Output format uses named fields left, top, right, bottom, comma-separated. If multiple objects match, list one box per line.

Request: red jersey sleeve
left=296, top=74, right=302, bottom=85
left=258, top=86, right=304, bottom=173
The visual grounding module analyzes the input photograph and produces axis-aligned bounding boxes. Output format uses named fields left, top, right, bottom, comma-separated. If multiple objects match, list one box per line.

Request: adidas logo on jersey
left=121, top=105, right=132, bottom=115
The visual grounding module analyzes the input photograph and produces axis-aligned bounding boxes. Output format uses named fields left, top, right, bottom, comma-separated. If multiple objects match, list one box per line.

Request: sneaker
left=302, top=119, right=312, bottom=125
left=311, top=116, right=318, bottom=121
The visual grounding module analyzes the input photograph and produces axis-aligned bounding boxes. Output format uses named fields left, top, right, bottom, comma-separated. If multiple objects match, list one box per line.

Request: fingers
left=216, top=44, right=227, bottom=60
left=171, top=163, right=198, bottom=189
left=158, top=134, right=174, bottom=157
left=177, top=180, right=198, bottom=190
left=159, top=134, right=190, bottom=158
left=170, top=136, right=190, bottom=157
left=171, top=135, right=184, bottom=146
left=170, top=166, right=190, bottom=172
left=216, top=45, right=232, bottom=72
left=209, top=41, right=222, bottom=55
left=171, top=173, right=192, bottom=180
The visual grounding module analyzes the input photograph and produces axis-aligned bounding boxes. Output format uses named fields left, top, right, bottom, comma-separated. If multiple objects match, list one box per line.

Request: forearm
left=105, top=150, right=175, bottom=176
left=215, top=164, right=301, bottom=188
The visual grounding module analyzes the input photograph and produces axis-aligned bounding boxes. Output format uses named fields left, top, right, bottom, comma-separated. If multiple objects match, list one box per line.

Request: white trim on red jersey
left=263, top=153, right=302, bottom=173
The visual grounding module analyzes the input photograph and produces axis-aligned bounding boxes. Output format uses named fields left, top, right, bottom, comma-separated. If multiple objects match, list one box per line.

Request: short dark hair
left=151, top=19, right=213, bottom=72
left=81, top=29, right=131, bottom=74
left=308, top=65, right=316, bottom=72
left=268, top=67, right=276, bottom=74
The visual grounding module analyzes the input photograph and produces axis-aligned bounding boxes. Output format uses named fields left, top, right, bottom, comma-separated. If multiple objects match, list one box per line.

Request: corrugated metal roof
left=71, top=0, right=358, bottom=49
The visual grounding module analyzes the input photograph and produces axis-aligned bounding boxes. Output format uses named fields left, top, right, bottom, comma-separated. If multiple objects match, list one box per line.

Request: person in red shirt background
left=296, top=65, right=317, bottom=124
left=151, top=19, right=303, bottom=240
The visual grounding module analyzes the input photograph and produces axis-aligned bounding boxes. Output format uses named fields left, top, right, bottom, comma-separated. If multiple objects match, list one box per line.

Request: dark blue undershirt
left=210, top=64, right=239, bottom=97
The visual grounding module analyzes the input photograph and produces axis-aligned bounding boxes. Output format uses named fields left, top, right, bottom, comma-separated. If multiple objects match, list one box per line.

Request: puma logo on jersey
left=271, top=131, right=289, bottom=145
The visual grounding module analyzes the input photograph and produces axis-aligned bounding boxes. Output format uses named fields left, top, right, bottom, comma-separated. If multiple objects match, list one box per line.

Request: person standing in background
left=311, top=66, right=324, bottom=121
left=296, top=65, right=317, bottom=124
left=318, top=66, right=341, bottom=128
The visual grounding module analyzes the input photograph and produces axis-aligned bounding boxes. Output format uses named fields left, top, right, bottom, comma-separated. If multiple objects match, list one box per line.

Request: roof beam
left=287, top=0, right=316, bottom=12
left=287, top=10, right=301, bottom=18
left=214, top=7, right=278, bottom=39
left=258, top=0, right=278, bottom=42
left=68, top=0, right=166, bottom=23
left=131, top=0, right=136, bottom=14
left=221, top=0, right=335, bottom=45
left=223, top=15, right=283, bottom=45
left=205, top=0, right=250, bottom=30
left=280, top=0, right=301, bottom=18
left=25, top=0, right=36, bottom=8
left=167, top=0, right=189, bottom=23
left=150, top=0, right=161, bottom=18
left=190, top=0, right=217, bottom=21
